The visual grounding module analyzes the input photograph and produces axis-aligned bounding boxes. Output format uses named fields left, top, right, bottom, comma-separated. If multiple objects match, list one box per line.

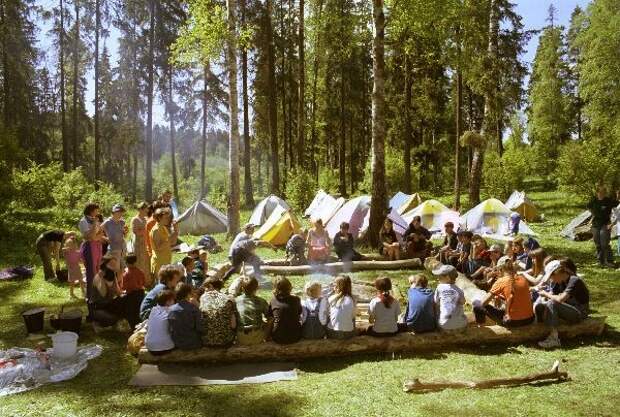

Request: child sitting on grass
left=190, top=250, right=208, bottom=288
left=168, top=282, right=203, bottom=350
left=301, top=281, right=328, bottom=339
left=367, top=277, right=400, bottom=337
left=235, top=276, right=269, bottom=345
left=432, top=264, right=467, bottom=331
left=145, top=289, right=176, bottom=355
left=62, top=236, right=84, bottom=298
left=402, top=274, right=436, bottom=333
left=181, top=256, right=195, bottom=286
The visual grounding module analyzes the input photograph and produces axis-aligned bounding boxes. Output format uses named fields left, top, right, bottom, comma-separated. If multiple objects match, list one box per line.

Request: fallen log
left=424, top=257, right=487, bottom=304
left=404, top=360, right=569, bottom=393
left=137, top=316, right=606, bottom=364
left=259, top=258, right=421, bottom=276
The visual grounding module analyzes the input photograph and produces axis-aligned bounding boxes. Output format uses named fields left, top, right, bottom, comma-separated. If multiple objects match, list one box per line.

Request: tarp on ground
left=505, top=190, right=539, bottom=222
left=326, top=195, right=371, bottom=239
left=304, top=189, right=329, bottom=218
left=177, top=201, right=228, bottom=236
left=309, top=195, right=345, bottom=225
left=460, top=198, right=537, bottom=240
left=249, top=195, right=291, bottom=226
left=253, top=206, right=301, bottom=246
left=402, top=199, right=460, bottom=235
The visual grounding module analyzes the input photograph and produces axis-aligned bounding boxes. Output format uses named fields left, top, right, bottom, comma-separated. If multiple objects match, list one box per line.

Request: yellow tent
left=505, top=191, right=539, bottom=222
left=398, top=193, right=423, bottom=214
left=253, top=206, right=301, bottom=246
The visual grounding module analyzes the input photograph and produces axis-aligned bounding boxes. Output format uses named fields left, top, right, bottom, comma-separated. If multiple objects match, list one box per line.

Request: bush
left=12, top=161, right=64, bottom=209
left=482, top=147, right=528, bottom=200
left=285, top=169, right=317, bottom=212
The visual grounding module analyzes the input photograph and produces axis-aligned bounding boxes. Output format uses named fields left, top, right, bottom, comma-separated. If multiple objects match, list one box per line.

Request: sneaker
left=538, top=334, right=561, bottom=349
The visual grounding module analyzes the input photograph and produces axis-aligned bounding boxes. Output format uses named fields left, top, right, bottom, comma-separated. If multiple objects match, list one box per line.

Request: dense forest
left=1, top=0, right=619, bottom=241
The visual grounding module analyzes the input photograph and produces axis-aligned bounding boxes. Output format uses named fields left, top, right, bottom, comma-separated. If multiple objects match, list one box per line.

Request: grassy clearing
left=1, top=191, right=619, bottom=417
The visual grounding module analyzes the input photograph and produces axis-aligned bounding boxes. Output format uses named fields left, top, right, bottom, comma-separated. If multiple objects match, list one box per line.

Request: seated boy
left=181, top=256, right=195, bottom=286
left=190, top=250, right=208, bottom=288
left=235, top=276, right=269, bottom=345
left=286, top=229, right=308, bottom=266
left=432, top=264, right=467, bottom=331
left=333, top=222, right=363, bottom=262
left=168, top=282, right=203, bottom=350
left=120, top=253, right=146, bottom=330
left=438, top=222, right=458, bottom=264
left=402, top=275, right=436, bottom=333
left=447, top=231, right=472, bottom=272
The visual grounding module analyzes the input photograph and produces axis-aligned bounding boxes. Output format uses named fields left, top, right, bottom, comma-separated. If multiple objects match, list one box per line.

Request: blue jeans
left=536, top=299, right=584, bottom=328
left=591, top=226, right=612, bottom=264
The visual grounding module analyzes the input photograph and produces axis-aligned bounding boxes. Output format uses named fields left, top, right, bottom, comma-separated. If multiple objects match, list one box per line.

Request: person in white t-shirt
left=432, top=264, right=468, bottom=331
left=326, top=275, right=357, bottom=339
left=367, top=276, right=401, bottom=336
left=145, top=289, right=176, bottom=355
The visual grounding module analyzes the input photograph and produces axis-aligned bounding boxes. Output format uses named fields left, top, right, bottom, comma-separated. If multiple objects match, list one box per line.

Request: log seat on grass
left=137, top=317, right=606, bottom=364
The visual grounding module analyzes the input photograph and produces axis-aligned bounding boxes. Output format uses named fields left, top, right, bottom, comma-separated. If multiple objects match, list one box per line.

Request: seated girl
left=470, top=244, right=502, bottom=290
left=235, top=276, right=269, bottom=345
left=199, top=276, right=237, bottom=347
left=168, top=282, right=203, bottom=350
left=307, top=219, right=332, bottom=263
left=145, top=289, right=176, bottom=355
left=473, top=256, right=534, bottom=328
left=521, top=248, right=547, bottom=286
left=267, top=276, right=303, bottom=344
left=432, top=264, right=467, bottom=331
left=333, top=222, right=363, bottom=262
left=301, top=281, right=328, bottom=339
left=140, top=265, right=182, bottom=321
left=326, top=275, right=357, bottom=339
left=402, top=274, right=436, bottom=333
left=379, top=218, right=400, bottom=261
left=286, top=229, right=308, bottom=266
left=367, top=277, right=400, bottom=337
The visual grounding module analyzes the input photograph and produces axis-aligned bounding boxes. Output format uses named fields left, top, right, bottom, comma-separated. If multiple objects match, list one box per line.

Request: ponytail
left=374, top=276, right=393, bottom=308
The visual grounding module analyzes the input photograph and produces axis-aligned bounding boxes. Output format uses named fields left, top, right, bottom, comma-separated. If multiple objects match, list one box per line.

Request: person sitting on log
left=402, top=274, right=436, bottom=333
left=326, top=275, right=357, bottom=339
left=473, top=256, right=535, bottom=328
left=140, top=265, right=182, bottom=321
left=301, top=281, right=328, bottom=339
left=267, top=276, right=303, bottom=344
left=536, top=259, right=590, bottom=349
left=200, top=276, right=238, bottom=347
left=511, top=237, right=528, bottom=268
left=437, top=222, right=458, bottom=264
left=168, top=282, right=203, bottom=351
left=367, top=277, right=401, bottom=337
left=285, top=229, right=308, bottom=266
left=180, top=256, right=195, bottom=286
left=432, top=264, right=468, bottom=331
left=521, top=248, right=547, bottom=286
left=307, top=219, right=332, bottom=263
left=447, top=231, right=472, bottom=272
left=465, top=236, right=490, bottom=276
left=470, top=244, right=503, bottom=290
left=145, top=289, right=176, bottom=356
left=223, top=223, right=275, bottom=281
left=333, top=222, right=364, bottom=262
left=190, top=249, right=208, bottom=288
left=235, top=276, right=269, bottom=345
left=403, top=216, right=432, bottom=259
left=379, top=218, right=401, bottom=261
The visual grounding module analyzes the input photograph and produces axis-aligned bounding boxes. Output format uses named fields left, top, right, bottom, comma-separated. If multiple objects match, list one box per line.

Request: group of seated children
left=286, top=220, right=364, bottom=265
left=378, top=216, right=433, bottom=261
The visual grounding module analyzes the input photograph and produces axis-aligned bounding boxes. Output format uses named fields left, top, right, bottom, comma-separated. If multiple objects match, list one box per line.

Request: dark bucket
left=22, top=307, right=45, bottom=334
left=56, top=269, right=69, bottom=283
left=50, top=309, right=83, bottom=335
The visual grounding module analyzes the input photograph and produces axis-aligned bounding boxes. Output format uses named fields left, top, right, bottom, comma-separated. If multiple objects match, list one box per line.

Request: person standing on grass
left=35, top=229, right=75, bottom=281
left=63, top=236, right=84, bottom=298
left=79, top=203, right=106, bottom=310
left=587, top=186, right=618, bottom=267
left=131, top=202, right=151, bottom=283
left=150, top=208, right=179, bottom=278
left=536, top=259, right=590, bottom=349
left=102, top=204, right=129, bottom=274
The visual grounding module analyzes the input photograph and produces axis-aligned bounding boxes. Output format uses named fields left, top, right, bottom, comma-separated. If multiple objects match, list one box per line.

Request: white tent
left=326, top=195, right=371, bottom=238
left=176, top=201, right=228, bottom=236
left=310, top=195, right=345, bottom=226
left=389, top=192, right=409, bottom=211
left=402, top=199, right=461, bottom=236
left=305, top=189, right=329, bottom=218
left=248, top=195, right=291, bottom=226
left=360, top=208, right=407, bottom=239
left=505, top=190, right=539, bottom=222
left=460, top=198, right=537, bottom=240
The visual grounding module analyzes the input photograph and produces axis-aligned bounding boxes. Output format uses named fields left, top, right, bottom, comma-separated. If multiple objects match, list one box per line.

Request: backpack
left=302, top=298, right=326, bottom=339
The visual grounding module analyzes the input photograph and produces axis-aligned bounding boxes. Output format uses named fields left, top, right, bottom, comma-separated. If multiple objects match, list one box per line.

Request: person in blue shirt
left=168, top=282, right=203, bottom=350
left=402, top=274, right=436, bottom=333
left=140, top=265, right=182, bottom=321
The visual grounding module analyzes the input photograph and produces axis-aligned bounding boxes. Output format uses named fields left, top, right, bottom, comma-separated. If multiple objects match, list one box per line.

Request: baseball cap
left=112, top=203, right=126, bottom=213
left=542, top=260, right=562, bottom=282
left=431, top=264, right=456, bottom=276
left=497, top=255, right=512, bottom=268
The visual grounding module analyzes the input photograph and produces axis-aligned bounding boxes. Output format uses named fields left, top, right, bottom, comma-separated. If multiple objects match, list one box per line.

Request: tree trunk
left=145, top=0, right=155, bottom=201
left=226, top=0, right=241, bottom=236
left=168, top=69, right=179, bottom=206
left=59, top=0, right=68, bottom=171
left=468, top=147, right=483, bottom=206
left=403, top=54, right=412, bottom=194
left=339, top=66, right=346, bottom=196
left=0, top=1, right=9, bottom=128
left=309, top=0, right=324, bottom=178
left=368, top=0, right=387, bottom=249
left=132, top=148, right=138, bottom=203
left=240, top=0, right=254, bottom=208
left=71, top=0, right=80, bottom=168
left=265, top=0, right=280, bottom=194
left=297, top=0, right=305, bottom=169
left=94, top=0, right=101, bottom=182
left=454, top=49, right=463, bottom=210
left=200, top=64, right=208, bottom=199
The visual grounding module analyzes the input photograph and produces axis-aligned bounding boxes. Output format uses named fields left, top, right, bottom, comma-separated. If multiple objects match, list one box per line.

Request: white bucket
left=49, top=331, right=79, bottom=359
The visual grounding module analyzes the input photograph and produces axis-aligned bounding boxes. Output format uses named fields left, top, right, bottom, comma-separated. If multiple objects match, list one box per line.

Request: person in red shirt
left=121, top=253, right=146, bottom=329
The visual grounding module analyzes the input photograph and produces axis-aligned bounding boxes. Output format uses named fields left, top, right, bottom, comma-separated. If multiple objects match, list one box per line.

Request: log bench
left=136, top=317, right=606, bottom=364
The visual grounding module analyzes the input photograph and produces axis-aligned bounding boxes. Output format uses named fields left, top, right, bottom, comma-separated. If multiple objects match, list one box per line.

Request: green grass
left=1, top=191, right=620, bottom=417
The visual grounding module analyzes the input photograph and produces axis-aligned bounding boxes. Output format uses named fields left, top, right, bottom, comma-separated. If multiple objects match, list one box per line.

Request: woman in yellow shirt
left=150, top=208, right=179, bottom=278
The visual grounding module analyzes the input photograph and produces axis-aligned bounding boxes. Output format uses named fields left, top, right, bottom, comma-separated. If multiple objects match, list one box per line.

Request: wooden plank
left=137, top=316, right=606, bottom=364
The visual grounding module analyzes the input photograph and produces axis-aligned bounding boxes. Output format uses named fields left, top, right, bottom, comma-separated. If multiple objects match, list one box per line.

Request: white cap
left=431, top=264, right=456, bottom=276
left=542, top=260, right=563, bottom=283
left=497, top=256, right=512, bottom=268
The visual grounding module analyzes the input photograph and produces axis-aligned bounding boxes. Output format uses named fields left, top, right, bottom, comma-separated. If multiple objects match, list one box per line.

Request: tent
left=176, top=201, right=228, bottom=236
left=305, top=189, right=329, bottom=218
left=309, top=195, right=345, bottom=225
left=389, top=192, right=410, bottom=211
left=360, top=207, right=408, bottom=239
left=505, top=191, right=539, bottom=222
left=402, top=199, right=460, bottom=235
left=249, top=195, right=290, bottom=226
left=460, top=198, right=537, bottom=240
left=560, top=209, right=619, bottom=241
left=326, top=195, right=371, bottom=238
left=253, top=205, right=301, bottom=246
left=389, top=192, right=423, bottom=214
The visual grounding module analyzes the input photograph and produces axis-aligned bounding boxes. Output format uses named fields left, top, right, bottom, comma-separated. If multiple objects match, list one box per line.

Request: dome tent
left=253, top=205, right=301, bottom=246
left=505, top=190, right=539, bottom=222
left=305, top=189, right=329, bottom=218
left=308, top=194, right=345, bottom=226
left=402, top=199, right=460, bottom=235
left=460, top=198, right=537, bottom=240
left=176, top=201, right=228, bottom=236
left=326, top=196, right=371, bottom=239
left=389, top=192, right=423, bottom=214
left=249, top=195, right=291, bottom=226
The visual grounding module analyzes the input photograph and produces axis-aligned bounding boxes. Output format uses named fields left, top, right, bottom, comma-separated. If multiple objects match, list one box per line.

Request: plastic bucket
left=49, top=331, right=79, bottom=359
left=22, top=308, right=45, bottom=334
